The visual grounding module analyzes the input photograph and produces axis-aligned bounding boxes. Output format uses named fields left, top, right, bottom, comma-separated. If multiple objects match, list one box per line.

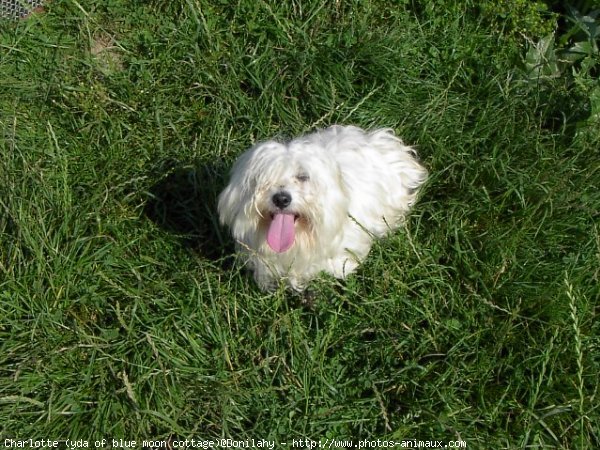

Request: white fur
left=218, top=125, right=428, bottom=291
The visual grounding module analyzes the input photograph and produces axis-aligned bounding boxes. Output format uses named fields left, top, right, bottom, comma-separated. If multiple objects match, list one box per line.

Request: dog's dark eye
left=296, top=174, right=310, bottom=182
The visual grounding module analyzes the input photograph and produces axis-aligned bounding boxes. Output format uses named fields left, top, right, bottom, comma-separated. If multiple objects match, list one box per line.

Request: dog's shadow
left=144, top=158, right=234, bottom=263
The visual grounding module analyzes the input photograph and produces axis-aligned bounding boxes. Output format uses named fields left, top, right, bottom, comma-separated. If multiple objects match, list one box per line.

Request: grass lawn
left=1, top=0, right=598, bottom=447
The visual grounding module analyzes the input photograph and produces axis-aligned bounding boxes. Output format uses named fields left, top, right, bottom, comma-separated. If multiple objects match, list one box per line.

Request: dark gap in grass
left=534, top=82, right=592, bottom=141
left=0, top=209, right=25, bottom=260
left=546, top=0, right=597, bottom=37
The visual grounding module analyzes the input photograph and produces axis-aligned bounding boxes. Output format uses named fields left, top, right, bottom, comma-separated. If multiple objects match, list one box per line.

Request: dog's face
left=218, top=140, right=349, bottom=253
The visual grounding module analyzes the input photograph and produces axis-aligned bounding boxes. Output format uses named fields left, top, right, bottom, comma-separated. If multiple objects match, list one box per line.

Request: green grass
left=1, top=0, right=598, bottom=447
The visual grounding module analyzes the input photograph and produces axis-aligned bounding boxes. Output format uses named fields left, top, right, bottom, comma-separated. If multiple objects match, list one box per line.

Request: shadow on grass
left=144, top=158, right=234, bottom=263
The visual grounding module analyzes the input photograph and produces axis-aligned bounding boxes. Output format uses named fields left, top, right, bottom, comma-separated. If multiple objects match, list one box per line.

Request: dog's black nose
left=272, top=191, right=292, bottom=209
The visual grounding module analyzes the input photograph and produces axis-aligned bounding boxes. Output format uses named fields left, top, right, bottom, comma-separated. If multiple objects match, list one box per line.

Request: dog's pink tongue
left=267, top=213, right=296, bottom=253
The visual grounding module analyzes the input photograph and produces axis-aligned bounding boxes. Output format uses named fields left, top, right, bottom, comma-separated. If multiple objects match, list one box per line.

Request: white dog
left=218, top=125, right=427, bottom=291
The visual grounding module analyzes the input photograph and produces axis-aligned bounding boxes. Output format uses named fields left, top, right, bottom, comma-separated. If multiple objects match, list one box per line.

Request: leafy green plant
left=523, top=6, right=600, bottom=132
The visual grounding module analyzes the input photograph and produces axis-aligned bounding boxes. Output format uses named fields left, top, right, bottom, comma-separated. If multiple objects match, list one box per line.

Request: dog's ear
left=217, top=144, right=264, bottom=228
left=217, top=182, right=241, bottom=228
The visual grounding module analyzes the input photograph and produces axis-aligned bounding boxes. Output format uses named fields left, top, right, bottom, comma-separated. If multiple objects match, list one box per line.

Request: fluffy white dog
left=218, top=125, right=427, bottom=292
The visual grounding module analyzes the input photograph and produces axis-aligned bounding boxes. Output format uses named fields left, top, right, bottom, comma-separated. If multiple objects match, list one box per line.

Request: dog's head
left=218, top=140, right=349, bottom=254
